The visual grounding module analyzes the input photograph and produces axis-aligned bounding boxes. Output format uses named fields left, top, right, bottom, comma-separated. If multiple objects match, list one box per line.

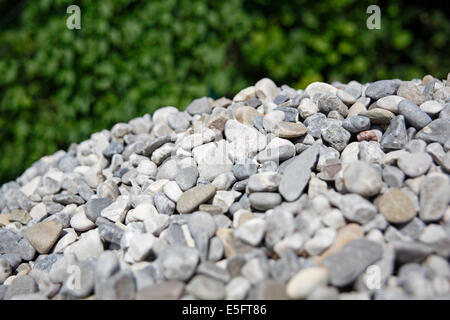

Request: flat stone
left=279, top=144, right=320, bottom=201
left=360, top=108, right=395, bottom=125
left=25, top=221, right=62, bottom=254
left=421, top=100, right=443, bottom=115
left=8, top=209, right=31, bottom=225
left=176, top=184, right=217, bottom=214
left=274, top=122, right=307, bottom=138
left=397, top=152, right=432, bottom=177
left=249, top=192, right=282, bottom=211
left=377, top=188, right=416, bottom=223
left=376, top=95, right=404, bottom=113
left=321, top=239, right=383, bottom=287
left=419, top=173, right=450, bottom=221
left=53, top=194, right=85, bottom=205
left=342, top=161, right=382, bottom=197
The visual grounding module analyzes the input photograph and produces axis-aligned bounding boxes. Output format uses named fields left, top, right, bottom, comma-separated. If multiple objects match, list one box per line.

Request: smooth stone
left=53, top=194, right=85, bottom=205
left=225, top=276, right=251, bottom=300
left=70, top=210, right=95, bottom=232
left=360, top=108, right=395, bottom=125
left=257, top=145, right=295, bottom=164
left=342, top=161, right=382, bottom=197
left=365, top=80, right=400, bottom=100
left=380, top=115, right=407, bottom=151
left=377, top=188, right=416, bottom=223
left=298, top=98, right=318, bottom=118
left=25, top=221, right=62, bottom=254
left=274, top=122, right=307, bottom=138
left=167, top=112, right=190, bottom=131
left=163, top=181, right=183, bottom=203
left=321, top=239, right=383, bottom=287
left=286, top=267, right=328, bottom=300
left=421, top=100, right=443, bottom=115
left=248, top=192, right=282, bottom=211
left=419, top=173, right=450, bottom=221
left=397, top=152, right=432, bottom=177
left=305, top=82, right=337, bottom=101
left=342, top=115, right=370, bottom=133
left=159, top=245, right=200, bottom=281
left=304, top=228, right=336, bottom=256
left=279, top=144, right=320, bottom=201
left=255, top=78, right=279, bottom=100
left=415, top=119, right=450, bottom=145
left=398, top=99, right=432, bottom=129
left=176, top=184, right=216, bottom=214
left=376, top=95, right=404, bottom=113
left=233, top=160, right=257, bottom=181
left=235, top=106, right=260, bottom=126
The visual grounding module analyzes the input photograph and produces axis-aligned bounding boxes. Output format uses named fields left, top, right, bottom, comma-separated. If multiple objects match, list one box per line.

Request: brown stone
left=360, top=108, right=395, bottom=125
left=274, top=121, right=307, bottom=138
left=25, top=221, right=63, bottom=254
left=212, top=97, right=232, bottom=108
left=0, top=214, right=10, bottom=227
left=377, top=188, right=416, bottom=224
left=216, top=228, right=235, bottom=258
left=8, top=209, right=32, bottom=225
left=235, top=106, right=259, bottom=127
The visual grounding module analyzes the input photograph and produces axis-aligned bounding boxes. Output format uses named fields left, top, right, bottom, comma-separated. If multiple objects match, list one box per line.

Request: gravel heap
left=1, top=75, right=450, bottom=300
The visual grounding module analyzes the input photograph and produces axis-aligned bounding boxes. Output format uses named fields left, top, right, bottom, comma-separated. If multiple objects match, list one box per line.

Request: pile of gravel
left=1, top=74, right=450, bottom=300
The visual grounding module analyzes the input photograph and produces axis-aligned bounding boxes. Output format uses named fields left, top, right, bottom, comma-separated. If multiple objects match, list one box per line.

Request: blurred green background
left=0, top=0, right=449, bottom=183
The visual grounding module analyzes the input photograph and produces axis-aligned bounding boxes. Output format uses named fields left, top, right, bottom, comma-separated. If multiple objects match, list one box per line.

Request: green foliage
left=0, top=0, right=449, bottom=183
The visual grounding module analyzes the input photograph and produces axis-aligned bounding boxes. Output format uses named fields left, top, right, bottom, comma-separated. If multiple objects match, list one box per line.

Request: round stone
left=235, top=106, right=260, bottom=126
left=377, top=188, right=416, bottom=223
left=176, top=184, right=217, bottom=214
left=397, top=152, right=432, bottom=177
left=342, top=161, right=382, bottom=197
left=248, top=192, right=282, bottom=211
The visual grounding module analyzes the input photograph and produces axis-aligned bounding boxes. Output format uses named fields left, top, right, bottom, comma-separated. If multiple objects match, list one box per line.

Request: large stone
left=279, top=144, right=320, bottom=201
left=398, top=99, right=432, bottom=129
left=397, top=152, right=432, bottom=177
left=176, top=184, right=217, bottom=214
left=25, top=221, right=62, bottom=254
left=377, top=188, right=416, bottom=223
left=365, top=80, right=400, bottom=100
left=419, top=173, right=450, bottom=221
left=321, top=239, right=383, bottom=287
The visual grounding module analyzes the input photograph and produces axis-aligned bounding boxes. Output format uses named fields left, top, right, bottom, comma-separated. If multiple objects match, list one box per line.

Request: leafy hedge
left=0, top=0, right=449, bottom=183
